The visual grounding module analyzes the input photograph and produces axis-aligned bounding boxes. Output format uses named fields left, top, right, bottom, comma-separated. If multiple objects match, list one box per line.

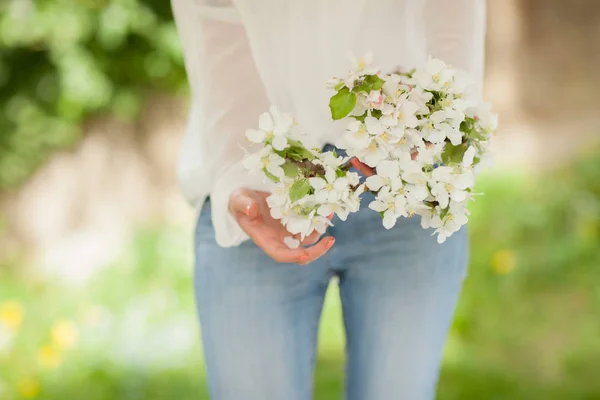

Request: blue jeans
left=194, top=191, right=468, bottom=400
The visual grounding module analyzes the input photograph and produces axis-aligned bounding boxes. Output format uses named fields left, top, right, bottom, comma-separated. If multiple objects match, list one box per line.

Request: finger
left=301, top=231, right=321, bottom=246
left=229, top=189, right=259, bottom=219
left=238, top=215, right=309, bottom=263
left=298, top=236, right=335, bottom=265
left=255, top=191, right=272, bottom=201
left=350, top=158, right=375, bottom=177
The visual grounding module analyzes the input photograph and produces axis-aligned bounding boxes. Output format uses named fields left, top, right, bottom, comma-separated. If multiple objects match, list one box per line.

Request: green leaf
left=286, top=138, right=316, bottom=161
left=354, top=112, right=368, bottom=123
left=262, top=168, right=280, bottom=183
left=370, top=109, right=383, bottom=119
left=379, top=211, right=385, bottom=219
left=282, top=162, right=299, bottom=178
left=329, top=88, right=357, bottom=120
left=352, top=81, right=371, bottom=93
left=289, top=179, right=311, bottom=202
left=439, top=207, right=450, bottom=220
left=353, top=75, right=385, bottom=94
left=460, top=117, right=475, bottom=134
left=288, top=146, right=316, bottom=161
left=364, top=74, right=385, bottom=90
left=441, top=143, right=468, bottom=165
left=335, top=168, right=347, bottom=178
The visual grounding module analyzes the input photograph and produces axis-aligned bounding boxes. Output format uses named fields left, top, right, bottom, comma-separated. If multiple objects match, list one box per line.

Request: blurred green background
left=1, top=0, right=599, bottom=399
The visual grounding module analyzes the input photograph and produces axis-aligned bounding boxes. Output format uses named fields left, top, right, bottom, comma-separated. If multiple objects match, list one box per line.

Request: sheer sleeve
left=424, top=0, right=487, bottom=96
left=172, top=0, right=271, bottom=247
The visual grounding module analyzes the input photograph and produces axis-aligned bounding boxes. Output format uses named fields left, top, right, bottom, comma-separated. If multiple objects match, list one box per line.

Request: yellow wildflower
left=492, top=249, right=517, bottom=275
left=17, top=378, right=40, bottom=399
left=37, top=344, right=62, bottom=369
left=51, top=320, right=78, bottom=349
left=0, top=301, right=23, bottom=331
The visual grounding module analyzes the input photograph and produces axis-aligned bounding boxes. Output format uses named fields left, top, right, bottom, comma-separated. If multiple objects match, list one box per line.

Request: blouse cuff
left=210, top=161, right=270, bottom=247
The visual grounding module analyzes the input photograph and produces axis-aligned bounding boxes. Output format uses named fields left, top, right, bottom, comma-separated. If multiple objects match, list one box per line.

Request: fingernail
left=241, top=195, right=256, bottom=218
left=326, top=238, right=336, bottom=250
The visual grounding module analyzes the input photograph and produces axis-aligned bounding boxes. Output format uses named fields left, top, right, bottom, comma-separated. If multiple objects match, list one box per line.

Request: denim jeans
left=194, top=190, right=468, bottom=400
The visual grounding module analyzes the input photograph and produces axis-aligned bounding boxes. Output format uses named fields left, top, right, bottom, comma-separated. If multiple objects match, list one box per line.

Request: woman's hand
left=350, top=158, right=375, bottom=177
left=229, top=188, right=335, bottom=265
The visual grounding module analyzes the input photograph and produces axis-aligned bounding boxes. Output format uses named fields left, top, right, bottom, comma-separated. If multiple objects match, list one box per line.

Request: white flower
left=368, top=187, right=407, bottom=229
left=243, top=146, right=283, bottom=176
left=312, top=215, right=334, bottom=234
left=286, top=214, right=313, bottom=239
left=315, top=151, right=350, bottom=169
left=365, top=160, right=403, bottom=192
left=364, top=116, right=385, bottom=135
left=380, top=99, right=419, bottom=131
left=468, top=102, right=499, bottom=132
left=343, top=119, right=371, bottom=150
left=462, top=146, right=476, bottom=167
left=399, top=158, right=427, bottom=186
left=404, top=193, right=431, bottom=216
left=245, top=106, right=294, bottom=151
left=435, top=201, right=469, bottom=243
left=421, top=110, right=464, bottom=146
left=348, top=52, right=379, bottom=75
left=366, top=90, right=385, bottom=109
left=261, top=151, right=286, bottom=179
left=413, top=58, right=455, bottom=91
left=415, top=141, right=445, bottom=165
left=382, top=75, right=401, bottom=98
left=266, top=187, right=290, bottom=219
left=408, top=87, right=434, bottom=114
left=430, top=166, right=474, bottom=209
left=345, top=171, right=361, bottom=186
left=421, top=206, right=443, bottom=230
left=356, top=139, right=388, bottom=167
left=317, top=202, right=349, bottom=221
left=309, top=167, right=349, bottom=203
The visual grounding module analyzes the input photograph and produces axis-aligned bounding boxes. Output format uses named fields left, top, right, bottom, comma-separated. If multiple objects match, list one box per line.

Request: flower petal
left=368, top=200, right=388, bottom=213
left=309, top=177, right=326, bottom=190
left=271, top=135, right=289, bottom=151
left=382, top=210, right=397, bottom=229
left=365, top=175, right=384, bottom=191
left=259, top=112, right=274, bottom=132
left=246, top=129, right=265, bottom=143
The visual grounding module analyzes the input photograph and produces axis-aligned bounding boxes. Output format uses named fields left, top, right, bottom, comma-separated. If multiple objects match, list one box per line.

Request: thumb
left=229, top=188, right=260, bottom=219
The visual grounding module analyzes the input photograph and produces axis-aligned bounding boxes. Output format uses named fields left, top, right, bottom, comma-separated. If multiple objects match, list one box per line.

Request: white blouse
left=171, top=0, right=487, bottom=247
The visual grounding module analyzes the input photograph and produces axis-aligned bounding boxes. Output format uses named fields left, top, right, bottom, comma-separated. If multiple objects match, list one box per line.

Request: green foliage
left=329, top=74, right=385, bottom=120
left=442, top=143, right=468, bottom=164
left=281, top=161, right=299, bottom=178
left=0, top=0, right=187, bottom=190
left=329, top=87, right=357, bottom=120
left=289, top=178, right=311, bottom=202
left=285, top=138, right=317, bottom=161
left=353, top=74, right=384, bottom=93
left=261, top=167, right=280, bottom=183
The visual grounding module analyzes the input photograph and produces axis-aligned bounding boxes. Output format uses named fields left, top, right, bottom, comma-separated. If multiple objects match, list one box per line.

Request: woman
left=172, top=1, right=486, bottom=398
